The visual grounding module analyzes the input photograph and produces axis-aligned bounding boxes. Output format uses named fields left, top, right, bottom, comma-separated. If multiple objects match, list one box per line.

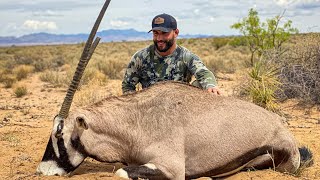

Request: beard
left=153, top=37, right=175, bottom=52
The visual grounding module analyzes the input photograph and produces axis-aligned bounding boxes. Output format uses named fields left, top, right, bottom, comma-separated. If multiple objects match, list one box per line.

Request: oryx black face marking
left=41, top=137, right=85, bottom=173
left=71, top=136, right=88, bottom=157
left=56, top=138, right=76, bottom=172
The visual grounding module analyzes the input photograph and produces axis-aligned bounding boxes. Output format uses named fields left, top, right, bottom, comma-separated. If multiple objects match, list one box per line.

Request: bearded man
left=122, top=13, right=221, bottom=95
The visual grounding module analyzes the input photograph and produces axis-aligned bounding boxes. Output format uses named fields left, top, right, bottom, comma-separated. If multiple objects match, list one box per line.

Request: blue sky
left=1, top=0, right=320, bottom=37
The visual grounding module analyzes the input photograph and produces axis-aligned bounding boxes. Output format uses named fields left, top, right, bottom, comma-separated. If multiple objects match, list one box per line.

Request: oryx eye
left=55, top=121, right=64, bottom=138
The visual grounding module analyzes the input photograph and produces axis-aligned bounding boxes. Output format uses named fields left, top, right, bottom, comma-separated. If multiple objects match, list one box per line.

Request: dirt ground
left=0, top=73, right=319, bottom=180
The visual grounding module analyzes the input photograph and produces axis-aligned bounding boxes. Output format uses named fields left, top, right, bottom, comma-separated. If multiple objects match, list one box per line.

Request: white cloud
left=22, top=20, right=58, bottom=30
left=110, top=20, right=129, bottom=27
left=274, top=0, right=320, bottom=7
left=32, top=10, right=61, bottom=17
left=193, top=9, right=200, bottom=15
left=209, top=16, right=215, bottom=22
left=274, top=0, right=294, bottom=6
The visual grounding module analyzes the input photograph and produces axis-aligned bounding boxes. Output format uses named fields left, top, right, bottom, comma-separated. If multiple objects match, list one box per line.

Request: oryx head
left=36, top=0, right=111, bottom=176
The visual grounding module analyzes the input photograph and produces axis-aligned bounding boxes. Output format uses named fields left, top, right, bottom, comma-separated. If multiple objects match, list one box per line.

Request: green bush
left=229, top=36, right=247, bottom=47
left=14, top=85, right=28, bottom=98
left=211, top=38, right=230, bottom=50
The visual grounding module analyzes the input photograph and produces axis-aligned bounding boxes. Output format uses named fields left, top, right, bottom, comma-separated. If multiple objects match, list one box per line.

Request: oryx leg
left=115, top=163, right=168, bottom=180
left=115, top=144, right=185, bottom=179
left=115, top=156, right=185, bottom=180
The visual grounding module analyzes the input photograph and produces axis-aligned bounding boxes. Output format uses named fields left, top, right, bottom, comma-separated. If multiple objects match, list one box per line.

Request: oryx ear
left=76, top=116, right=88, bottom=130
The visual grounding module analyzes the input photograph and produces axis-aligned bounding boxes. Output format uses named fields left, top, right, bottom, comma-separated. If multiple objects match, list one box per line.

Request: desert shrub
left=229, top=36, right=247, bottom=47
left=12, top=65, right=34, bottom=81
left=206, top=58, right=237, bottom=74
left=203, top=46, right=249, bottom=74
left=274, top=34, right=320, bottom=103
left=211, top=38, right=230, bottom=50
left=13, top=54, right=35, bottom=65
left=74, top=79, right=108, bottom=107
left=14, top=85, right=28, bottom=98
left=65, top=67, right=108, bottom=88
left=0, top=69, right=4, bottom=81
left=240, top=61, right=281, bottom=111
left=33, top=58, right=51, bottom=72
left=0, top=74, right=16, bottom=88
left=97, top=60, right=126, bottom=79
left=39, top=70, right=67, bottom=87
left=177, top=39, right=187, bottom=46
left=79, top=68, right=107, bottom=87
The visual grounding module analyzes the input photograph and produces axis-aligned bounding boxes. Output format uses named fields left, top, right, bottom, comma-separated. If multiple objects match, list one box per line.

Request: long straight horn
left=58, top=0, right=111, bottom=119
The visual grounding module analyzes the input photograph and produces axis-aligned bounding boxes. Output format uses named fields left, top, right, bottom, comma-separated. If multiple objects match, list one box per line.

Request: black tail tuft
left=299, top=146, right=314, bottom=168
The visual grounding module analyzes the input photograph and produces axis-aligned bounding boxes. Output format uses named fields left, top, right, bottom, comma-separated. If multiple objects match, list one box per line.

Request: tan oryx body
left=37, top=81, right=312, bottom=179
left=75, top=81, right=301, bottom=177
left=36, top=0, right=313, bottom=179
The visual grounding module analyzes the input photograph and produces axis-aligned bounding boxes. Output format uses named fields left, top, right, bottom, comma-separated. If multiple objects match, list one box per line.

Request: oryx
left=36, top=0, right=313, bottom=179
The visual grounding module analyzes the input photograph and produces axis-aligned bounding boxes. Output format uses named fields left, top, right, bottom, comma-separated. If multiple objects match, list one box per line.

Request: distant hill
left=0, top=29, right=212, bottom=46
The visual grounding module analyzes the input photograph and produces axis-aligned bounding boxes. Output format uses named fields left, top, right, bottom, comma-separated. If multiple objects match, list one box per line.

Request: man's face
left=153, top=29, right=178, bottom=52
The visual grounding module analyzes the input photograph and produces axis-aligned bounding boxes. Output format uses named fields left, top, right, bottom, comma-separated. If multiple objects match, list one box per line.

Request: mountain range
left=0, top=29, right=211, bottom=46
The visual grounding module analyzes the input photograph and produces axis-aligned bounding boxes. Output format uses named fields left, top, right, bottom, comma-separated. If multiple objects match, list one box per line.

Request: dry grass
left=275, top=33, right=320, bottom=104
left=13, top=85, right=28, bottom=98
left=74, top=79, right=110, bottom=107
left=39, top=70, right=67, bottom=87
left=0, top=132, right=20, bottom=147
left=13, top=64, right=34, bottom=81
left=0, top=74, right=16, bottom=88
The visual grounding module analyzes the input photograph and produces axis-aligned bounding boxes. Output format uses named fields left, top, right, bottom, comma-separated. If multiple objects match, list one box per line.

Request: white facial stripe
left=143, top=163, right=157, bottom=170
left=36, top=160, right=66, bottom=176
left=115, top=168, right=129, bottom=179
left=52, top=136, right=60, bottom=158
left=52, top=116, right=64, bottom=158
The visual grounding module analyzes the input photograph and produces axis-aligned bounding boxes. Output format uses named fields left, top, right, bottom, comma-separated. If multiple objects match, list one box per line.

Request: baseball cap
left=148, top=13, right=177, bottom=33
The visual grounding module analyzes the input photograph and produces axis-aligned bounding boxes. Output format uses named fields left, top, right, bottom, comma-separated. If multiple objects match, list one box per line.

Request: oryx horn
left=58, top=0, right=111, bottom=119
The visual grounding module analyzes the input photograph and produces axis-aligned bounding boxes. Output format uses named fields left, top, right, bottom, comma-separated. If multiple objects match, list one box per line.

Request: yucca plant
left=245, top=60, right=281, bottom=111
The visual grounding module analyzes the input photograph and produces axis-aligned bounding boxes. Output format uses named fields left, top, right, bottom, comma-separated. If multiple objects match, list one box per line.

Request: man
left=122, top=13, right=221, bottom=95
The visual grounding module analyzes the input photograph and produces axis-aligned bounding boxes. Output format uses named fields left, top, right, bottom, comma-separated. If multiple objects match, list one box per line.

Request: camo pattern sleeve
left=121, top=48, right=146, bottom=93
left=181, top=46, right=217, bottom=89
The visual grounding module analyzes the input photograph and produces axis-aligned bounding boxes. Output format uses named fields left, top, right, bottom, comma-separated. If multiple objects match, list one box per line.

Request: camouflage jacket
left=122, top=44, right=217, bottom=93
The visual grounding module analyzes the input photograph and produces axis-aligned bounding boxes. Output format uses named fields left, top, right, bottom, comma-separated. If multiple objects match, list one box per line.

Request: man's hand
left=207, top=87, right=222, bottom=95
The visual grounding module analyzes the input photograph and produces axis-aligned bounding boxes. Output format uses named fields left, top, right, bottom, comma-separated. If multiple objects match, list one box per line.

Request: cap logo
left=154, top=17, right=165, bottom=24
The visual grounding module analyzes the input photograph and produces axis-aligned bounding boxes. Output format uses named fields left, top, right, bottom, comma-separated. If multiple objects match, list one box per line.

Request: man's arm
left=186, top=53, right=222, bottom=95
left=122, top=55, right=141, bottom=94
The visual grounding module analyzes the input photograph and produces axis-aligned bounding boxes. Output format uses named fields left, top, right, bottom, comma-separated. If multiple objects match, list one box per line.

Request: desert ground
left=0, top=37, right=319, bottom=179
